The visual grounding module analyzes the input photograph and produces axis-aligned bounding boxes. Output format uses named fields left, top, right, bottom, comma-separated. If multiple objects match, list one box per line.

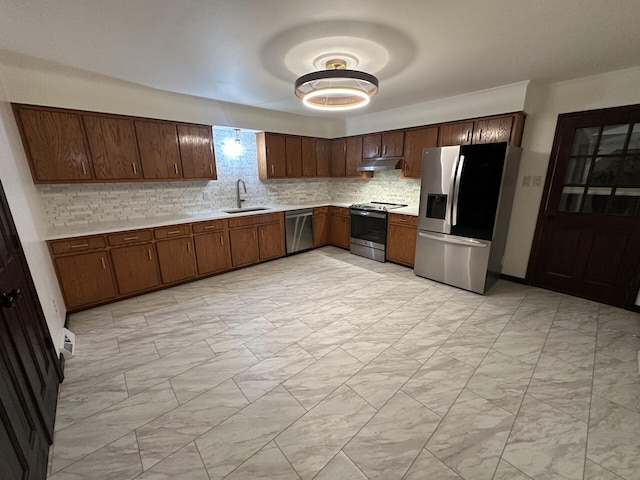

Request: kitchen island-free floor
left=48, top=247, right=640, bottom=480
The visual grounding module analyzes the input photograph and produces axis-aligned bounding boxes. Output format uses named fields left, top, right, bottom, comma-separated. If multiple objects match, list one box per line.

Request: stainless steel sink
left=222, top=207, right=271, bottom=214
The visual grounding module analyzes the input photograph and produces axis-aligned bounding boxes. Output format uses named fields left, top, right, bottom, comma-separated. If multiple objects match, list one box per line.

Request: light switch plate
left=533, top=176, right=542, bottom=187
left=523, top=176, right=532, bottom=186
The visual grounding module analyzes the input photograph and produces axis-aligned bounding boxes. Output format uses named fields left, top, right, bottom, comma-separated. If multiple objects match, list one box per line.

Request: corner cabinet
left=12, top=103, right=217, bottom=184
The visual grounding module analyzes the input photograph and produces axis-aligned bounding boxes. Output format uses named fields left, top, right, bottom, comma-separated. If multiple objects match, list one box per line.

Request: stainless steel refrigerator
left=414, top=143, right=521, bottom=294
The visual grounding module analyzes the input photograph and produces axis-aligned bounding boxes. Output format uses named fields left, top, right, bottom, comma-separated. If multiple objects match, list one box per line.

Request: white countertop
left=45, top=200, right=418, bottom=240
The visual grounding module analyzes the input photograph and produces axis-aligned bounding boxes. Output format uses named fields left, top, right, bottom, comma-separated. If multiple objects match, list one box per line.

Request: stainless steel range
left=350, top=201, right=408, bottom=262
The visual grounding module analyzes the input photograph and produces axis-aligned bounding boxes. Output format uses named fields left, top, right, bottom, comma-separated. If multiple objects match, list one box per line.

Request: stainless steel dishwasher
left=285, top=208, right=314, bottom=254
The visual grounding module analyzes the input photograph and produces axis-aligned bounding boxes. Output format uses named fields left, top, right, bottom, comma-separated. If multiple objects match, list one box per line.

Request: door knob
left=1, top=289, right=22, bottom=309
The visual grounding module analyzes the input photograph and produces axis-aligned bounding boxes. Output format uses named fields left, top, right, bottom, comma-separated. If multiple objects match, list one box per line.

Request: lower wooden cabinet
left=386, top=213, right=418, bottom=267
left=229, top=226, right=260, bottom=267
left=54, top=252, right=117, bottom=309
left=194, top=231, right=231, bottom=275
left=156, top=237, right=198, bottom=284
left=258, top=222, right=285, bottom=260
left=313, top=207, right=329, bottom=247
left=329, top=207, right=350, bottom=249
left=110, top=243, right=161, bottom=295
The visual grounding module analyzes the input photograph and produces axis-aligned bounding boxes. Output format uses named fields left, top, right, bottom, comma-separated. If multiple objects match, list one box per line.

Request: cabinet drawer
left=192, top=219, right=226, bottom=234
left=388, top=213, right=418, bottom=227
left=107, top=229, right=154, bottom=246
left=228, top=212, right=281, bottom=229
left=154, top=224, right=191, bottom=239
left=330, top=206, right=350, bottom=217
left=50, top=235, right=106, bottom=255
left=313, top=206, right=329, bottom=215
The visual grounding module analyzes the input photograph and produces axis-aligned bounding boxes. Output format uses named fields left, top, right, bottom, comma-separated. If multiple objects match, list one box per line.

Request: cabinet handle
left=132, top=163, right=138, bottom=175
left=466, top=130, right=471, bottom=142
left=375, top=145, right=379, bottom=156
left=382, top=144, right=386, bottom=155
left=71, top=243, right=89, bottom=249
left=81, top=161, right=87, bottom=175
left=271, top=164, right=274, bottom=175
left=204, top=225, right=217, bottom=230
left=187, top=241, right=191, bottom=253
left=209, top=164, right=213, bottom=175
left=101, top=257, right=106, bottom=269
left=147, top=249, right=153, bottom=260
left=253, top=231, right=256, bottom=240
left=167, top=230, right=180, bottom=235
left=124, top=236, right=138, bottom=241
left=174, top=163, right=179, bottom=175
left=219, top=236, right=223, bottom=246
left=397, top=218, right=407, bottom=223
left=478, top=129, right=483, bottom=141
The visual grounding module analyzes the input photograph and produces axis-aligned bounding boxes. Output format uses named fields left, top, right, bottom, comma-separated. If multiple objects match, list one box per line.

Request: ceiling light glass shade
left=223, top=129, right=243, bottom=159
left=295, top=62, right=378, bottom=111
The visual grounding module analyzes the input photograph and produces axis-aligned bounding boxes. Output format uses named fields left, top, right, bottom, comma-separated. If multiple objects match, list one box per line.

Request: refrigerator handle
left=446, top=156, right=459, bottom=227
left=451, top=155, right=465, bottom=226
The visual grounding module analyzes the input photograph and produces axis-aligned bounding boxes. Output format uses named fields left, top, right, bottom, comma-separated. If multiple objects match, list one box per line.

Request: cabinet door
left=111, top=243, right=161, bottom=294
left=15, top=107, right=92, bottom=182
left=156, top=237, right=197, bottom=284
left=134, top=120, right=182, bottom=179
left=403, top=127, right=439, bottom=178
left=55, top=252, right=117, bottom=308
left=194, top=231, right=231, bottom=275
left=265, top=133, right=287, bottom=178
left=382, top=131, right=405, bottom=157
left=345, top=136, right=363, bottom=177
left=472, top=116, right=514, bottom=144
left=229, top=226, right=260, bottom=267
left=386, top=224, right=417, bottom=267
left=83, top=115, right=141, bottom=180
left=301, top=137, right=317, bottom=177
left=313, top=212, right=329, bottom=247
left=438, top=121, right=474, bottom=146
left=316, top=139, right=331, bottom=177
left=285, top=136, right=302, bottom=177
left=258, top=222, right=285, bottom=260
left=330, top=138, right=346, bottom=177
left=178, top=124, right=217, bottom=179
left=362, top=134, right=381, bottom=158
left=329, top=214, right=350, bottom=249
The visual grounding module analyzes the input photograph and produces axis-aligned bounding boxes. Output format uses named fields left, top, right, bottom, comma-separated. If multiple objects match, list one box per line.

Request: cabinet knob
left=1, top=289, right=22, bottom=309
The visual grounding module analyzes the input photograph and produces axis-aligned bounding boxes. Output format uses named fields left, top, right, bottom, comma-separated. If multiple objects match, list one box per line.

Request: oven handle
left=350, top=209, right=387, bottom=219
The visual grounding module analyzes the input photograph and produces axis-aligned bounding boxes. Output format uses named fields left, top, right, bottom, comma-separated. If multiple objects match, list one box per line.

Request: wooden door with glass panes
left=529, top=104, right=640, bottom=308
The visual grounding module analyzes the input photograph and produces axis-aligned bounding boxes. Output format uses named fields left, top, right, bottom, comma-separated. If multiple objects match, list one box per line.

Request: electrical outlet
left=523, top=176, right=532, bottom=186
left=533, top=175, right=542, bottom=187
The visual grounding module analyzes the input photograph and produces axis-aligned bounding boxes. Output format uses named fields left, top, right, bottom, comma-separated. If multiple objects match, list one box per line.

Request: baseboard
left=499, top=273, right=529, bottom=285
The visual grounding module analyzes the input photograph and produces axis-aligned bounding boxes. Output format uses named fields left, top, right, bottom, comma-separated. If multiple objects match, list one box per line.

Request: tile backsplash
left=39, top=127, right=421, bottom=228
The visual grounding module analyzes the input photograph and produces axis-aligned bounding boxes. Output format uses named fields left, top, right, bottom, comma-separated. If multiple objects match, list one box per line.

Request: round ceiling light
left=294, top=59, right=378, bottom=111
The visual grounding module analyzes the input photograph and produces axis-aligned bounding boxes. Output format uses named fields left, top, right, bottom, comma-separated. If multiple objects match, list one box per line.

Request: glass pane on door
left=589, top=157, right=621, bottom=185
left=597, top=124, right=630, bottom=155
left=611, top=188, right=640, bottom=215
left=627, top=123, right=640, bottom=150
left=571, top=127, right=600, bottom=155
left=582, top=187, right=612, bottom=214
left=565, top=157, right=591, bottom=184
left=619, top=155, right=640, bottom=186
left=559, top=186, right=584, bottom=212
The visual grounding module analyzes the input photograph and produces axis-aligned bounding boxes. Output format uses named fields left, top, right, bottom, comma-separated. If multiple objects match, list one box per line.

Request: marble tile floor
left=48, top=246, right=640, bottom=480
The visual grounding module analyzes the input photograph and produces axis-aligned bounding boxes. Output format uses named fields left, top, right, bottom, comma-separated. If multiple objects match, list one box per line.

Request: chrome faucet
left=236, top=179, right=247, bottom=208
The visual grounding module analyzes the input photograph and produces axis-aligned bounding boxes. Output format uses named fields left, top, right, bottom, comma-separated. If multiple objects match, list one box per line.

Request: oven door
left=350, top=209, right=387, bottom=249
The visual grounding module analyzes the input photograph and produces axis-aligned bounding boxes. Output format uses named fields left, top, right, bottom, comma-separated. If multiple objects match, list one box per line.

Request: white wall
left=502, top=66, right=640, bottom=303
left=0, top=65, right=67, bottom=344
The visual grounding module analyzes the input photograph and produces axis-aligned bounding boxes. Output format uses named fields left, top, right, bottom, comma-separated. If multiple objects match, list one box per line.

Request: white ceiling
left=1, top=0, right=640, bottom=118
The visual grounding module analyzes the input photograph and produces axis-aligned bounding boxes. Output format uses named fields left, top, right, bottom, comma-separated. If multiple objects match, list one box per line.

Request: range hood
left=357, top=158, right=403, bottom=172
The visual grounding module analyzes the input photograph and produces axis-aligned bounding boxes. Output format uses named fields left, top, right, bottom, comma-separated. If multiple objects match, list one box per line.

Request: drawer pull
left=204, top=225, right=217, bottom=230
left=71, top=243, right=89, bottom=248
left=124, top=236, right=139, bottom=241
left=174, top=163, right=179, bottom=175
left=209, top=164, right=213, bottom=175
left=187, top=242, right=191, bottom=253
left=271, top=164, right=274, bottom=175
left=101, top=257, right=106, bottom=269
left=81, top=161, right=87, bottom=175
left=147, top=249, right=153, bottom=260
left=397, top=219, right=407, bottom=223
left=167, top=230, right=181, bottom=235
left=219, top=236, right=223, bottom=246
left=132, top=163, right=138, bottom=175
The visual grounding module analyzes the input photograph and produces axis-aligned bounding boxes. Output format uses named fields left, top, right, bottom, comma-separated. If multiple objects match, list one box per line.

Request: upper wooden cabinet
left=285, top=136, right=303, bottom=177
left=12, top=104, right=217, bottom=184
left=402, top=126, right=439, bottom=178
left=13, top=105, right=93, bottom=182
left=330, top=138, right=346, bottom=177
left=300, top=137, right=317, bottom=177
left=345, top=136, right=363, bottom=177
left=178, top=124, right=217, bottom=179
left=316, top=139, right=331, bottom=177
left=257, top=132, right=287, bottom=179
left=362, top=131, right=404, bottom=158
left=83, top=114, right=141, bottom=180
left=438, top=113, right=525, bottom=147
left=134, top=120, right=182, bottom=179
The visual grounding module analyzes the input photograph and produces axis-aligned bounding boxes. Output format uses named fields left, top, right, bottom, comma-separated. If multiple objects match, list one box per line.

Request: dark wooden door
left=529, top=104, right=640, bottom=308
left=0, top=181, right=61, bottom=479
left=134, top=120, right=182, bottom=179
left=156, top=237, right=197, bottom=284
left=258, top=222, right=284, bottom=260
left=381, top=131, right=404, bottom=157
left=177, top=125, right=216, bottom=179
left=315, top=139, right=331, bottom=177
left=438, top=121, right=474, bottom=146
left=329, top=212, right=350, bottom=249
left=229, top=227, right=259, bottom=267
left=285, top=136, right=302, bottom=177
left=265, top=134, right=287, bottom=178
left=83, top=115, right=141, bottom=180
left=403, top=126, right=439, bottom=178
left=301, top=138, right=317, bottom=177
left=55, top=252, right=117, bottom=309
left=194, top=232, right=231, bottom=275
left=345, top=136, right=363, bottom=177
left=110, top=243, right=161, bottom=294
left=330, top=138, right=346, bottom=177
left=313, top=211, right=329, bottom=247
left=362, top=134, right=381, bottom=158
left=473, top=116, right=514, bottom=144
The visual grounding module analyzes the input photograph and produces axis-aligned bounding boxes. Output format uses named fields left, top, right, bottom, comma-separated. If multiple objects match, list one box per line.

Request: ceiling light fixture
left=294, top=59, right=378, bottom=111
left=223, top=128, right=243, bottom=159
